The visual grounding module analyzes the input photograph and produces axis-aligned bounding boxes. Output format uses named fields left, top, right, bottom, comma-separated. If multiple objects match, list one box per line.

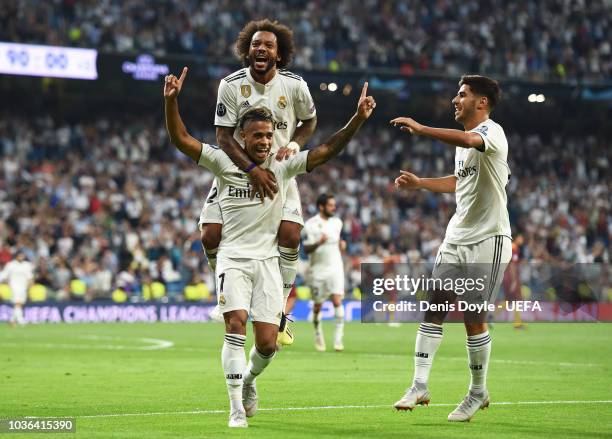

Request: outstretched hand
left=394, top=170, right=422, bottom=190
left=390, top=117, right=423, bottom=134
left=356, top=82, right=376, bottom=120
left=164, top=67, right=188, bottom=100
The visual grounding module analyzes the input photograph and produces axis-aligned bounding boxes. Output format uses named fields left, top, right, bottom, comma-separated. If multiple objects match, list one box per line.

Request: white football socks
left=222, top=333, right=246, bottom=412
left=334, top=305, right=344, bottom=344
left=412, top=323, right=443, bottom=387
left=243, top=345, right=276, bottom=386
left=466, top=331, right=491, bottom=394
left=313, top=309, right=322, bottom=336
left=12, top=306, right=24, bottom=325
left=278, top=246, right=299, bottom=302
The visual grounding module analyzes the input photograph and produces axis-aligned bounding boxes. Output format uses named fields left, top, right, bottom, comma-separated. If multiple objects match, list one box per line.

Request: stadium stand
left=1, top=0, right=610, bottom=81
left=0, top=113, right=608, bottom=301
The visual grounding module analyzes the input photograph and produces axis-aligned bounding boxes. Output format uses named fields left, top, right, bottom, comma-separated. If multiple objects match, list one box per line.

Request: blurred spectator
left=1, top=0, right=610, bottom=81
left=0, top=113, right=609, bottom=301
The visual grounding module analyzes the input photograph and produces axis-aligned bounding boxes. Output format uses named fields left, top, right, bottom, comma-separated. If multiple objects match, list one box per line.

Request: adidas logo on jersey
left=241, top=100, right=251, bottom=109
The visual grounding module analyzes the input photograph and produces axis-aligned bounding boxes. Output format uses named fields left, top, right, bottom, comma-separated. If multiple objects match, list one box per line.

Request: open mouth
left=254, top=55, right=268, bottom=69
left=254, top=146, right=269, bottom=159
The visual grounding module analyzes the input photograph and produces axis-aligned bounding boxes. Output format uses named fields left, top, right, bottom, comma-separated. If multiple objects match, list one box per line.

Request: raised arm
left=306, top=83, right=376, bottom=171
left=395, top=170, right=457, bottom=193
left=275, top=115, right=318, bottom=161
left=292, top=116, right=317, bottom=147
left=390, top=117, right=484, bottom=149
left=164, top=67, right=203, bottom=162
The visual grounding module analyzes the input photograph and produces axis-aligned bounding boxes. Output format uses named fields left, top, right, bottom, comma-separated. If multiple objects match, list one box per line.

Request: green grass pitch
left=1, top=321, right=611, bottom=438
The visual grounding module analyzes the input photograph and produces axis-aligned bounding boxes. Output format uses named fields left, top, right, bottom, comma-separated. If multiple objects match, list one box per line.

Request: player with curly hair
left=200, top=20, right=317, bottom=346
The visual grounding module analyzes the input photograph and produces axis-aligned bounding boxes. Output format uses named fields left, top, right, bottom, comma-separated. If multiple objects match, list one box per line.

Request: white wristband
left=286, top=141, right=300, bottom=152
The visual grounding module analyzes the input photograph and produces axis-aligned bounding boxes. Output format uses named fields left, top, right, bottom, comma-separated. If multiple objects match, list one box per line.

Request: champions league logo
left=122, top=54, right=169, bottom=81
left=217, top=103, right=227, bottom=117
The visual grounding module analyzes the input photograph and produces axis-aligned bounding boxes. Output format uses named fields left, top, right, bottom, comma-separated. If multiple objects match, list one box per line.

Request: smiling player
left=391, top=75, right=512, bottom=422
left=201, top=20, right=317, bottom=346
left=165, top=70, right=375, bottom=427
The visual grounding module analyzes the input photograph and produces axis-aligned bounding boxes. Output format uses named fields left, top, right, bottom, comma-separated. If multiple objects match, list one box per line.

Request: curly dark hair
left=235, top=19, right=295, bottom=69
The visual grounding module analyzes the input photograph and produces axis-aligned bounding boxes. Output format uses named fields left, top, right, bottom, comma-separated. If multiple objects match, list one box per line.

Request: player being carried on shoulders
left=202, top=20, right=318, bottom=347
left=164, top=68, right=375, bottom=428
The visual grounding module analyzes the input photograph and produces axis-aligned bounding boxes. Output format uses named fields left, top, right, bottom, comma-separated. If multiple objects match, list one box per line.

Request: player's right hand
left=248, top=166, right=278, bottom=202
left=164, top=67, right=188, bottom=100
left=394, top=170, right=421, bottom=190
left=356, top=82, right=376, bottom=120
left=390, top=117, right=423, bottom=134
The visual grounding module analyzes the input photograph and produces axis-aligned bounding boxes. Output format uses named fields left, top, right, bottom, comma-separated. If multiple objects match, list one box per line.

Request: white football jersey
left=303, top=214, right=344, bottom=278
left=444, top=118, right=512, bottom=245
left=214, top=68, right=316, bottom=152
left=1, top=260, right=34, bottom=295
left=198, top=144, right=309, bottom=259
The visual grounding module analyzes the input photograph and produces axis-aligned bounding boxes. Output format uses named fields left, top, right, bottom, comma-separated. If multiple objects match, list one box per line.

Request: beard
left=248, top=54, right=276, bottom=74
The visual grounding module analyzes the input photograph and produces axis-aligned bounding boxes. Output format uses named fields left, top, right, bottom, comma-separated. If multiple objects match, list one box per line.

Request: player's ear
left=240, top=129, right=246, bottom=141
left=479, top=96, right=488, bottom=110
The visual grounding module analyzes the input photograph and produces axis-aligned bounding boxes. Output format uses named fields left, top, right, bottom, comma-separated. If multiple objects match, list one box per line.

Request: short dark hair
left=316, top=193, right=333, bottom=209
left=235, top=19, right=295, bottom=69
left=239, top=107, right=274, bottom=130
left=459, top=75, right=501, bottom=109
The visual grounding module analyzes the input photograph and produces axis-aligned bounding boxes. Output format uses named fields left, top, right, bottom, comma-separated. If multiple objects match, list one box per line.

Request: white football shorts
left=432, top=235, right=512, bottom=303
left=10, top=287, right=27, bottom=304
left=216, top=256, right=284, bottom=326
left=310, top=271, right=345, bottom=305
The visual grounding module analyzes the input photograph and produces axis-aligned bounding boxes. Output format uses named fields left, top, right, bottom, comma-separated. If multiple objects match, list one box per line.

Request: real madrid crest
left=219, top=295, right=226, bottom=305
left=277, top=95, right=287, bottom=109
left=241, top=85, right=251, bottom=98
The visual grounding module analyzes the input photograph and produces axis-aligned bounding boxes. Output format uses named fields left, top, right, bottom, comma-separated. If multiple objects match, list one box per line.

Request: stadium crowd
left=0, top=113, right=609, bottom=301
left=1, top=0, right=611, bottom=81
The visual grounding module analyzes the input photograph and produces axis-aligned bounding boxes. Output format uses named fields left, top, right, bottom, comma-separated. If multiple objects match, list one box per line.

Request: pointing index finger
left=178, top=66, right=188, bottom=84
left=360, top=81, right=368, bottom=99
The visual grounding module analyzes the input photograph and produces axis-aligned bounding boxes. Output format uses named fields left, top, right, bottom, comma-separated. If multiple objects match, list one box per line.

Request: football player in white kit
left=303, top=194, right=347, bottom=352
left=164, top=67, right=376, bottom=427
left=391, top=75, right=512, bottom=422
left=1, top=251, right=34, bottom=326
left=201, top=20, right=317, bottom=346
